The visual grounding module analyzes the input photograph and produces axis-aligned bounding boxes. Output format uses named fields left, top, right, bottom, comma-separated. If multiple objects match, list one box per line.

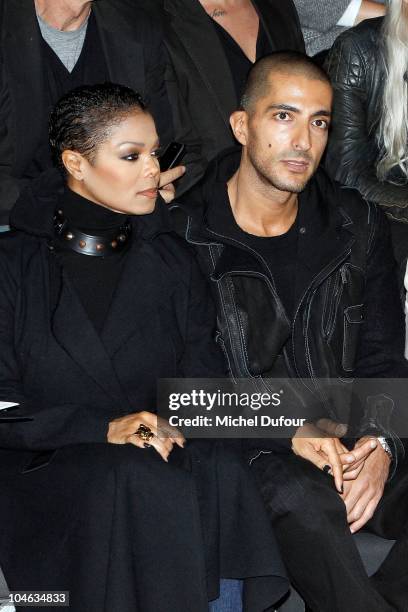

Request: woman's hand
left=107, top=411, right=185, bottom=462
left=158, top=165, right=186, bottom=203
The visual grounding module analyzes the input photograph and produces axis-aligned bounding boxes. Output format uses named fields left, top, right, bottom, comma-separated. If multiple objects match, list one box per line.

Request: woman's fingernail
left=370, top=440, right=377, bottom=449
left=323, top=464, right=331, bottom=474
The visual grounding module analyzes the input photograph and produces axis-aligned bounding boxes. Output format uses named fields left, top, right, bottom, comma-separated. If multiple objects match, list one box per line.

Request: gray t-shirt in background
left=36, top=12, right=90, bottom=72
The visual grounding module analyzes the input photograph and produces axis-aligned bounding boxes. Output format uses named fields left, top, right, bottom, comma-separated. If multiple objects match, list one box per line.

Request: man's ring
left=136, top=424, right=154, bottom=442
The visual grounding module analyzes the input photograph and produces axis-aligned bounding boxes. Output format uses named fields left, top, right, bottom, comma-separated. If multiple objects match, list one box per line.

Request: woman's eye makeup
left=120, top=147, right=162, bottom=162
left=121, top=152, right=140, bottom=162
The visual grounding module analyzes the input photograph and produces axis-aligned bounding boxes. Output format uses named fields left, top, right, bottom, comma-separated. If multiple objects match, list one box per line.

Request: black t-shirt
left=211, top=183, right=300, bottom=320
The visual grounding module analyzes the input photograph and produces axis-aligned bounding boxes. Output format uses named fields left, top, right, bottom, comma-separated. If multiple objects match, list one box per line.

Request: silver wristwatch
left=377, top=436, right=393, bottom=460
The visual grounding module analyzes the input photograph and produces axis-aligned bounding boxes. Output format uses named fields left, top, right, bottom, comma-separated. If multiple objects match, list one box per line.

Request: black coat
left=0, top=172, right=288, bottom=611
left=324, top=18, right=408, bottom=288
left=140, top=0, right=305, bottom=166
left=0, top=0, right=177, bottom=224
left=324, top=17, right=408, bottom=222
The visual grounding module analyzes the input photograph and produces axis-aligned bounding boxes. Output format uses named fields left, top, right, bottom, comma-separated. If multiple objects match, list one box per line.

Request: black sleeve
left=353, top=208, right=408, bottom=474
left=354, top=208, right=407, bottom=378
left=325, top=33, right=408, bottom=221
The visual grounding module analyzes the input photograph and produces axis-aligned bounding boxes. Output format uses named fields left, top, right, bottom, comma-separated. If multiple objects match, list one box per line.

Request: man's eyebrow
left=311, top=110, right=331, bottom=118
left=266, top=104, right=300, bottom=113
left=265, top=104, right=332, bottom=117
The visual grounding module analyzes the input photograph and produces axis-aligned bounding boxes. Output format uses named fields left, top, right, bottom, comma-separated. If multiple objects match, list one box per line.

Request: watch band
left=377, top=436, right=393, bottom=460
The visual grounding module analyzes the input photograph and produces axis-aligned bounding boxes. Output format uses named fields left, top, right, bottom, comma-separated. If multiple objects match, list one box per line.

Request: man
left=0, top=0, right=188, bottom=225
left=174, top=52, right=408, bottom=611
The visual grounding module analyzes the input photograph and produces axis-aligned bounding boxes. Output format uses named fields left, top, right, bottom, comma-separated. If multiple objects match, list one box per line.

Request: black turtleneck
left=54, top=188, right=130, bottom=333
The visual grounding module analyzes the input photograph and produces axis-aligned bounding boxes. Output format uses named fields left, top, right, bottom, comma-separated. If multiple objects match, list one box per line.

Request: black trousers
left=252, top=452, right=408, bottom=612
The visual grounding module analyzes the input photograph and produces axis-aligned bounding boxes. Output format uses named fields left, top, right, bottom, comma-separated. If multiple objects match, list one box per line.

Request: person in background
left=293, top=0, right=385, bottom=58
left=0, top=0, right=191, bottom=228
left=139, top=0, right=304, bottom=171
left=325, top=0, right=408, bottom=356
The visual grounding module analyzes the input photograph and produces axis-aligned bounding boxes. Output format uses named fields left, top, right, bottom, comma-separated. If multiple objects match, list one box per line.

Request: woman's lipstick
left=138, top=188, right=158, bottom=199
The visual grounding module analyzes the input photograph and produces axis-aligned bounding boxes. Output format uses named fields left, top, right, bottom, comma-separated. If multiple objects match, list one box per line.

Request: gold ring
left=135, top=424, right=154, bottom=442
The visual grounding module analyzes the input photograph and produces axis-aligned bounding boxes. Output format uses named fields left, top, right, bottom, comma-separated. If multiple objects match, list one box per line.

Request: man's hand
left=292, top=424, right=378, bottom=493
left=158, top=165, right=186, bottom=203
left=342, top=436, right=379, bottom=481
left=107, top=411, right=185, bottom=462
left=341, top=440, right=391, bottom=533
left=292, top=423, right=355, bottom=493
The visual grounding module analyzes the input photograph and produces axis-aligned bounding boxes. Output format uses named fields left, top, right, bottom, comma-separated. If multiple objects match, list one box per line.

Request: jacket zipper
left=293, top=247, right=353, bottom=384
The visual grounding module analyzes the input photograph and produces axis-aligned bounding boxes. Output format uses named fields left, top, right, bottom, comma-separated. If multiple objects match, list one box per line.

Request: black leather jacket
left=173, top=150, right=407, bottom=468
left=325, top=17, right=408, bottom=224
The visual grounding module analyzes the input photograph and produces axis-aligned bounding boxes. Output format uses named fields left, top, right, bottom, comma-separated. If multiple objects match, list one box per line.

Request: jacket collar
left=174, top=149, right=356, bottom=284
left=10, top=168, right=174, bottom=242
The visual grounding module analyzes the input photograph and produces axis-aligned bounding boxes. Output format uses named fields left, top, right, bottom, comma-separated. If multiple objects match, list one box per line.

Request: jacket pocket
left=342, top=304, right=364, bottom=372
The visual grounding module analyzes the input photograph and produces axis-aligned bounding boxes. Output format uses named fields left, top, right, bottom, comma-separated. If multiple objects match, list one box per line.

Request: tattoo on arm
left=211, top=8, right=227, bottom=18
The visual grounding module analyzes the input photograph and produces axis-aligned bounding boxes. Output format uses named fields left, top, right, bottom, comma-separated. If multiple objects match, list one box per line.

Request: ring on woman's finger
left=135, top=423, right=154, bottom=442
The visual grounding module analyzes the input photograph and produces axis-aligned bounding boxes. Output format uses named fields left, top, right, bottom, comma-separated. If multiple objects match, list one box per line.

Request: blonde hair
left=377, top=0, right=408, bottom=182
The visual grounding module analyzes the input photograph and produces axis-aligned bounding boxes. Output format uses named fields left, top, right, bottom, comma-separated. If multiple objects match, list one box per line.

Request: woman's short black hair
left=49, top=82, right=148, bottom=172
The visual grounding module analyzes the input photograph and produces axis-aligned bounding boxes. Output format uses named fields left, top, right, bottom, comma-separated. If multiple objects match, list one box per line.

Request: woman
left=0, top=83, right=287, bottom=611
left=324, top=0, right=408, bottom=355
left=142, top=0, right=304, bottom=168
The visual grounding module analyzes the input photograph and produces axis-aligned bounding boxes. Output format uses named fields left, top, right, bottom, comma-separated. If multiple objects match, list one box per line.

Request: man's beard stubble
left=247, top=143, right=313, bottom=194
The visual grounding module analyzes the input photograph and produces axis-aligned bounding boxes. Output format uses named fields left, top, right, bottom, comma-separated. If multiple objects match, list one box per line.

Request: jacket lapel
left=164, top=0, right=237, bottom=128
left=93, top=1, right=145, bottom=93
left=4, top=0, right=46, bottom=175
left=101, top=241, right=164, bottom=359
left=253, top=0, right=305, bottom=53
left=51, top=269, right=128, bottom=405
left=293, top=183, right=356, bottom=305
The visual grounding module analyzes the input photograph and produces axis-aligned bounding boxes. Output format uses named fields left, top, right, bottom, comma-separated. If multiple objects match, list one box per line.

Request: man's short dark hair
left=49, top=82, right=148, bottom=172
left=240, top=51, right=331, bottom=112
